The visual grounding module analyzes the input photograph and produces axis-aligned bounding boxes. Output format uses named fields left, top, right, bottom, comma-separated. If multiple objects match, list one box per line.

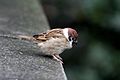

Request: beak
left=72, top=41, right=77, bottom=47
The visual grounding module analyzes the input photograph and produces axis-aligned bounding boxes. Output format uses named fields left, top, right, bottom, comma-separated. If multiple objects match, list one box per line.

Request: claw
left=55, top=54, right=63, bottom=61
left=52, top=54, right=63, bottom=64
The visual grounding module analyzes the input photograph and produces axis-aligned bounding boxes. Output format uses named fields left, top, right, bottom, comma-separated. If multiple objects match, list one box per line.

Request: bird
left=18, top=28, right=78, bottom=63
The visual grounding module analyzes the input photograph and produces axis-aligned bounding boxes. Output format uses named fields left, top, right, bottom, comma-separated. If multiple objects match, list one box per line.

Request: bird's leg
left=52, top=54, right=63, bottom=64
left=54, top=54, right=63, bottom=61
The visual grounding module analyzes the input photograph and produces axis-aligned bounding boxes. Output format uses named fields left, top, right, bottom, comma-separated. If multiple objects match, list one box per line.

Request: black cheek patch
left=68, top=36, right=72, bottom=41
left=72, top=38, right=78, bottom=47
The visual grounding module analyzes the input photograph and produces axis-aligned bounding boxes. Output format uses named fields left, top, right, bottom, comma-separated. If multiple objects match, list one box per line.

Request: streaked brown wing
left=45, top=29, right=63, bottom=38
left=33, top=29, right=64, bottom=41
left=33, top=32, right=48, bottom=41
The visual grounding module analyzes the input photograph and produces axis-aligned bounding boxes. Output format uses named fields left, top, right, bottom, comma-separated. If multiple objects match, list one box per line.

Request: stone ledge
left=0, top=34, right=67, bottom=80
left=0, top=0, right=67, bottom=80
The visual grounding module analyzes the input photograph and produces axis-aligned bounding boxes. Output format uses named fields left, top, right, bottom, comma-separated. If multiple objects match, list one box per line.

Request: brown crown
left=68, top=28, right=78, bottom=39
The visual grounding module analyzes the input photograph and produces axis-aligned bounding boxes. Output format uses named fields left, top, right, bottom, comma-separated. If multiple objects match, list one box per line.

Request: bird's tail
left=18, top=35, right=35, bottom=41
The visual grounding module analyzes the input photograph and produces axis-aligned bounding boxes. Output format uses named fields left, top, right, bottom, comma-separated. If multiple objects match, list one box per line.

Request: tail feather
left=18, top=35, right=35, bottom=41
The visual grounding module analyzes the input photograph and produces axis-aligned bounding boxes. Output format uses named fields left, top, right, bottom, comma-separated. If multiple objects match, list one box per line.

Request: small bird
left=19, top=28, right=78, bottom=63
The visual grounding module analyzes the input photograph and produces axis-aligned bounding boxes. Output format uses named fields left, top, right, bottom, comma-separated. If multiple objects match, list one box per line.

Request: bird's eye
left=68, top=36, right=72, bottom=41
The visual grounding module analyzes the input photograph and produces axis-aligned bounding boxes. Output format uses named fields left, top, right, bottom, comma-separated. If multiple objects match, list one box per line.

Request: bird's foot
left=52, top=54, right=63, bottom=64
left=54, top=54, right=63, bottom=61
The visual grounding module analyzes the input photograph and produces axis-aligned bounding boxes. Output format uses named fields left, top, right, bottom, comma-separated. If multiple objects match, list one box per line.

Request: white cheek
left=63, top=28, right=69, bottom=41
left=69, top=41, right=73, bottom=48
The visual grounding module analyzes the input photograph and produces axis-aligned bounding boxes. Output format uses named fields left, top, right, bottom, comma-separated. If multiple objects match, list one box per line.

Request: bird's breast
left=37, top=37, right=72, bottom=55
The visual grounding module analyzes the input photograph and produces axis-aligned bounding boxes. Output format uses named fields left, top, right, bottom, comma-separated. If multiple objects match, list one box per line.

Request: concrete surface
left=0, top=0, right=67, bottom=80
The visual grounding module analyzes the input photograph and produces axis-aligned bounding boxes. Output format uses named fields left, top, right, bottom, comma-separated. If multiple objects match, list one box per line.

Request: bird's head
left=63, top=28, right=78, bottom=47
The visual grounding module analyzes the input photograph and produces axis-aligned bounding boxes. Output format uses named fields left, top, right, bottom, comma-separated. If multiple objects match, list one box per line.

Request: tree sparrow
left=19, top=28, right=78, bottom=63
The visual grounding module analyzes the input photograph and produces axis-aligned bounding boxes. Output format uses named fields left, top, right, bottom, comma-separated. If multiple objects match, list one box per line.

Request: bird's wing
left=33, top=29, right=64, bottom=42
left=33, top=32, right=48, bottom=41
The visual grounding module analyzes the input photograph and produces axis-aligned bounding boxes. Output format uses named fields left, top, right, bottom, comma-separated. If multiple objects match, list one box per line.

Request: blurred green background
left=40, top=0, right=120, bottom=80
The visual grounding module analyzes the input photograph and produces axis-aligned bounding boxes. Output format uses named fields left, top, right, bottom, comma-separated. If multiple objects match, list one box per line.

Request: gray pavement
left=0, top=0, right=67, bottom=80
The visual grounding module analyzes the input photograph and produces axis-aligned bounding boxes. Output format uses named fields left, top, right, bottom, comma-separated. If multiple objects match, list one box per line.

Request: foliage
left=41, top=0, right=120, bottom=80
